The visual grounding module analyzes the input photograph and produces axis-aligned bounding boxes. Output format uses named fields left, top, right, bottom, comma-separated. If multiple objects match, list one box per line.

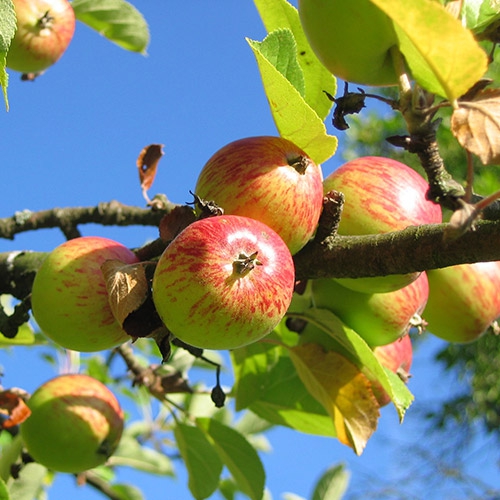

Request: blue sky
left=1, top=1, right=499, bottom=499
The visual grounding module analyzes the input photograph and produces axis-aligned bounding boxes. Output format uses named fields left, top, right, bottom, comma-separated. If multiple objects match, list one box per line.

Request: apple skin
left=298, top=0, right=399, bottom=86
left=323, top=156, right=442, bottom=293
left=311, top=272, right=429, bottom=347
left=31, top=236, right=139, bottom=352
left=152, top=215, right=295, bottom=350
left=424, top=261, right=500, bottom=343
left=7, top=0, right=75, bottom=74
left=371, top=335, right=413, bottom=407
left=20, top=374, right=124, bottom=473
left=194, top=136, right=324, bottom=255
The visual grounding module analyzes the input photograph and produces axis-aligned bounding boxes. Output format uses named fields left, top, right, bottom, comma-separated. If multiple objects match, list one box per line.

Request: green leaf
left=0, top=0, right=15, bottom=111
left=231, top=341, right=336, bottom=437
left=254, top=29, right=305, bottom=97
left=0, top=435, right=22, bottom=482
left=0, top=477, right=9, bottom=500
left=295, top=308, right=414, bottom=421
left=109, top=483, right=144, bottom=500
left=72, top=0, right=149, bottom=54
left=253, top=0, right=336, bottom=120
left=312, top=463, right=350, bottom=500
left=6, top=463, right=47, bottom=500
left=462, top=0, right=500, bottom=34
left=174, top=422, right=223, bottom=500
left=197, top=418, right=266, bottom=500
left=109, top=434, right=174, bottom=475
left=370, top=0, right=488, bottom=102
left=0, top=324, right=34, bottom=346
left=248, top=33, right=337, bottom=165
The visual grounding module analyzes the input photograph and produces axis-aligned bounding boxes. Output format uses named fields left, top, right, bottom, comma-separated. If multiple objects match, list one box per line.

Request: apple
left=194, top=136, right=324, bottom=255
left=152, top=215, right=295, bottom=350
left=298, top=0, right=399, bottom=86
left=31, top=236, right=139, bottom=352
left=311, top=272, right=429, bottom=346
left=323, top=156, right=442, bottom=293
left=20, top=374, right=124, bottom=473
left=6, top=0, right=75, bottom=74
left=372, top=335, right=413, bottom=407
left=423, top=261, right=500, bottom=343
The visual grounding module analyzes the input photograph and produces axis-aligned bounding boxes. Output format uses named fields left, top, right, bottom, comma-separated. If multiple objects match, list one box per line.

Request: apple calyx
left=396, top=366, right=412, bottom=384
left=287, top=155, right=310, bottom=175
left=38, top=10, right=55, bottom=31
left=232, top=251, right=261, bottom=276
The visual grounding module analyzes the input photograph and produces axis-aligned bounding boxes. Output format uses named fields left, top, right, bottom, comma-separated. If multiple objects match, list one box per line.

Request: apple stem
left=232, top=251, right=261, bottom=276
left=287, top=155, right=310, bottom=175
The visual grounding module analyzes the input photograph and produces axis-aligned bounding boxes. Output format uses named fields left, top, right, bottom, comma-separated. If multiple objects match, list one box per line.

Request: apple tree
left=1, top=0, right=500, bottom=499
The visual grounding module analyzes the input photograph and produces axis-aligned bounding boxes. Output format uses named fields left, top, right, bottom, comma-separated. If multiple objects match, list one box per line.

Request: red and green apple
left=152, top=215, right=295, bottom=350
left=424, top=261, right=500, bottom=343
left=31, top=236, right=139, bottom=352
left=323, top=156, right=442, bottom=293
left=20, top=374, right=124, bottom=473
left=7, top=0, right=75, bottom=74
left=194, top=136, right=324, bottom=255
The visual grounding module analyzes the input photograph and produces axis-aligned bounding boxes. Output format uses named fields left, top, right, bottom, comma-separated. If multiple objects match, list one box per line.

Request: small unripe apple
left=7, top=0, right=75, bottom=74
left=372, top=335, right=413, bottom=407
left=152, top=215, right=295, bottom=350
left=424, top=261, right=500, bottom=343
left=195, top=136, right=324, bottom=255
left=298, top=0, right=399, bottom=86
left=20, top=374, right=124, bottom=473
left=323, top=156, right=442, bottom=293
left=311, top=272, right=429, bottom=346
left=31, top=236, right=139, bottom=352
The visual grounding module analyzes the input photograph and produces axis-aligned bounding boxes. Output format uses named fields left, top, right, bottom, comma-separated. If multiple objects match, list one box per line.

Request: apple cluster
left=6, top=0, right=76, bottom=75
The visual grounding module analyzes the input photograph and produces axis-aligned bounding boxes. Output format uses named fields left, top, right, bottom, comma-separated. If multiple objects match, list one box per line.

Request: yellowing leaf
left=451, top=88, right=500, bottom=165
left=370, top=0, right=488, bottom=102
left=101, top=260, right=149, bottom=325
left=248, top=34, right=337, bottom=165
left=289, top=343, right=379, bottom=455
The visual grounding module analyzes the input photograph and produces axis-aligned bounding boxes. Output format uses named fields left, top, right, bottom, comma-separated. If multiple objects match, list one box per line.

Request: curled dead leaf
left=451, top=88, right=500, bottom=165
left=0, top=389, right=31, bottom=428
left=102, top=260, right=150, bottom=325
left=137, top=144, right=165, bottom=202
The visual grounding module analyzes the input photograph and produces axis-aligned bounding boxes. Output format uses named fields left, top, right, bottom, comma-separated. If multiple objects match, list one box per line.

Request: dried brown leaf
left=0, top=390, right=31, bottom=428
left=451, top=88, right=500, bottom=165
left=158, top=205, right=196, bottom=242
left=137, top=144, right=165, bottom=199
left=102, top=260, right=149, bottom=325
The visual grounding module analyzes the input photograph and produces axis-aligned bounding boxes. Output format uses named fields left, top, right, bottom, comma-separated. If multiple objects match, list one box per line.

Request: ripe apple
left=7, top=0, right=75, bottom=74
left=20, top=374, right=124, bottom=473
left=311, top=272, right=429, bottom=346
left=31, top=236, right=139, bottom=352
left=194, top=136, right=324, bottom=255
left=323, top=156, right=442, bottom=293
left=371, top=335, right=413, bottom=407
left=424, top=261, right=500, bottom=343
left=152, top=215, right=295, bottom=350
left=298, top=0, right=399, bottom=86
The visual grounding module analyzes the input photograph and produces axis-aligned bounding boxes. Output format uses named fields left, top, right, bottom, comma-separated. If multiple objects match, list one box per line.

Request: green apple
left=298, top=0, right=399, bottom=86
left=31, top=236, right=139, bottom=352
left=152, top=215, right=295, bottom=350
left=323, top=156, right=442, bottom=293
left=195, top=136, right=324, bottom=255
left=20, top=374, right=124, bottom=473
left=311, top=272, right=429, bottom=346
left=7, top=0, right=75, bottom=74
left=424, top=261, right=500, bottom=343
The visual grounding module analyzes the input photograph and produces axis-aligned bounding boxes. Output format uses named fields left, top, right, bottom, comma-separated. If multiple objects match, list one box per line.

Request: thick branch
left=293, top=219, right=500, bottom=280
